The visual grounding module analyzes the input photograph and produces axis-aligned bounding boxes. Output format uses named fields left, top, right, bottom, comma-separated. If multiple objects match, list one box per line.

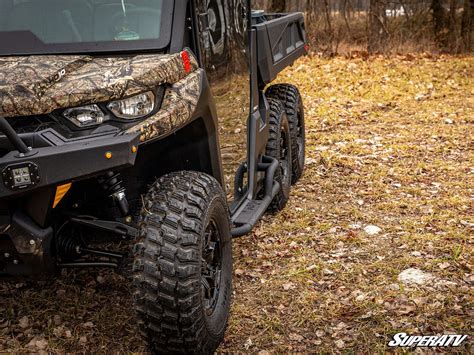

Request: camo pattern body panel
left=127, top=69, right=202, bottom=143
left=0, top=53, right=199, bottom=118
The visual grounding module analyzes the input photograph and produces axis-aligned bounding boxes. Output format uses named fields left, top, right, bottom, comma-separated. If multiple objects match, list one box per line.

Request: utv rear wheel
left=266, top=84, right=305, bottom=184
left=266, top=99, right=292, bottom=212
left=132, top=171, right=232, bottom=354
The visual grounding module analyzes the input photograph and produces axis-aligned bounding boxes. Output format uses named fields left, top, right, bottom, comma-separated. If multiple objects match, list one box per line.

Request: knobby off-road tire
left=266, top=84, right=305, bottom=184
left=266, top=98, right=292, bottom=212
left=132, top=171, right=232, bottom=354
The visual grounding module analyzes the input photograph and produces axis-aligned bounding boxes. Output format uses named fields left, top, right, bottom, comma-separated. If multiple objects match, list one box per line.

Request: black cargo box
left=252, top=11, right=308, bottom=86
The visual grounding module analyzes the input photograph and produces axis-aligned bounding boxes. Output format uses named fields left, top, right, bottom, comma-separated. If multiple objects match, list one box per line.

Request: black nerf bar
left=0, top=133, right=140, bottom=198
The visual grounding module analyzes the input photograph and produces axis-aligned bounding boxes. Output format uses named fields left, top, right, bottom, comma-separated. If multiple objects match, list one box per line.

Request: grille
left=6, top=115, right=55, bottom=134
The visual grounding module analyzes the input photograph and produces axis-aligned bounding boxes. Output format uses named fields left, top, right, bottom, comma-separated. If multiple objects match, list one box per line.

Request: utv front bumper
left=0, top=118, right=140, bottom=278
left=0, top=129, right=140, bottom=199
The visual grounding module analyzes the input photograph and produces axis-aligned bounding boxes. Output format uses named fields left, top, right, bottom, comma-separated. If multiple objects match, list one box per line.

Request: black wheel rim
left=201, top=219, right=222, bottom=316
left=280, top=125, right=291, bottom=188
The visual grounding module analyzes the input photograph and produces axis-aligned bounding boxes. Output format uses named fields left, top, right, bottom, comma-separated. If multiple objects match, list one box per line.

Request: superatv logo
left=388, top=333, right=468, bottom=347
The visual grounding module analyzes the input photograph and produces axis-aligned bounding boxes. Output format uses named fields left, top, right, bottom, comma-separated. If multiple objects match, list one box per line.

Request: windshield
left=0, top=0, right=173, bottom=55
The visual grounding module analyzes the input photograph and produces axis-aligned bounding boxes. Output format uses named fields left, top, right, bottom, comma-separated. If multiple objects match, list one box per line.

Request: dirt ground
left=1, top=54, right=472, bottom=353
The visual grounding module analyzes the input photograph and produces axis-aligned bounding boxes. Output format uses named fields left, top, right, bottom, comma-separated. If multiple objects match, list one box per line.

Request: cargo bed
left=252, top=11, right=308, bottom=86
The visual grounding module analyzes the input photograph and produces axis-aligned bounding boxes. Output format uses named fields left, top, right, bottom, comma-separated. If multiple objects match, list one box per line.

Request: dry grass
left=1, top=54, right=473, bottom=353
left=222, top=54, right=473, bottom=352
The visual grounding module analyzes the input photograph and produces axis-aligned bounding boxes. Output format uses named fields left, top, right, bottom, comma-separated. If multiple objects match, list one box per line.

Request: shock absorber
left=56, top=232, right=83, bottom=260
left=98, top=171, right=130, bottom=217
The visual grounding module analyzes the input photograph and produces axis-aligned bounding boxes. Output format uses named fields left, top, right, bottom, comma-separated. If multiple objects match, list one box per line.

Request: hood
left=0, top=53, right=198, bottom=118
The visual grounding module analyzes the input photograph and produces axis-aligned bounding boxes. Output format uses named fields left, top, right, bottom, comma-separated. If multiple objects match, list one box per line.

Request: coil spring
left=55, top=224, right=83, bottom=259
left=97, top=171, right=130, bottom=216
left=98, top=171, right=124, bottom=196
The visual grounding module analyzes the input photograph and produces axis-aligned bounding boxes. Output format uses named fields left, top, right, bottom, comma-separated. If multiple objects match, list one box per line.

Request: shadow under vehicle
left=0, top=0, right=307, bottom=352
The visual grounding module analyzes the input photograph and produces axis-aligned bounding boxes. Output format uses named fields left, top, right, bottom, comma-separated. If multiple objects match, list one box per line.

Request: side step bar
left=231, top=155, right=280, bottom=238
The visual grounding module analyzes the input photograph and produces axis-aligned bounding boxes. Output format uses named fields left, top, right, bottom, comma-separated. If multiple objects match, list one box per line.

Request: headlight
left=107, top=91, right=155, bottom=119
left=63, top=104, right=106, bottom=128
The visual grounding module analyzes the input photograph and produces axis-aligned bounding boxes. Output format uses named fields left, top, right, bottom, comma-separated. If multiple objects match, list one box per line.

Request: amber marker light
left=53, top=183, right=72, bottom=208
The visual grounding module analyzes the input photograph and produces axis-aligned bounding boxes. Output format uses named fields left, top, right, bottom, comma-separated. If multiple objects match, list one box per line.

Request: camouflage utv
left=0, top=0, right=307, bottom=352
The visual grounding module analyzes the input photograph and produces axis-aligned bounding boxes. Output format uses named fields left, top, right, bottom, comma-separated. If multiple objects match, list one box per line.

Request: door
left=197, top=0, right=250, bottom=202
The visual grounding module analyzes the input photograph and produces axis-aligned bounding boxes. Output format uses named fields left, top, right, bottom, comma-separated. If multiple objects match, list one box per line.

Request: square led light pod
left=2, top=163, right=40, bottom=190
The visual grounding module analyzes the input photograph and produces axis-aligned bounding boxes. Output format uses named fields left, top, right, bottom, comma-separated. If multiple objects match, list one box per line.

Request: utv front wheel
left=133, top=171, right=232, bottom=354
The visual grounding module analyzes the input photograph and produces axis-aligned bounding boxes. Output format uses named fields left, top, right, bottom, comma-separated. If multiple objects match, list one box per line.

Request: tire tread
left=133, top=171, right=229, bottom=353
left=266, top=99, right=292, bottom=212
left=266, top=84, right=305, bottom=183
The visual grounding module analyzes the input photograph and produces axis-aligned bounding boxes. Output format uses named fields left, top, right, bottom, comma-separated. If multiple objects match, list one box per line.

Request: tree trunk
left=323, top=0, right=335, bottom=54
left=269, top=0, right=286, bottom=13
left=368, top=0, right=388, bottom=53
left=461, top=0, right=472, bottom=51
left=306, top=0, right=317, bottom=21
left=432, top=0, right=447, bottom=48
left=448, top=0, right=458, bottom=49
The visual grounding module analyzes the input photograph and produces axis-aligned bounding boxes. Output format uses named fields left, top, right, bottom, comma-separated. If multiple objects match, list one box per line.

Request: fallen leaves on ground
left=0, top=54, right=472, bottom=353
left=222, top=54, right=473, bottom=352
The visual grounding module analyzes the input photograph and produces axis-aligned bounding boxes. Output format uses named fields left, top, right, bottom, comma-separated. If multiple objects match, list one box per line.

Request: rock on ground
left=398, top=268, right=435, bottom=285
